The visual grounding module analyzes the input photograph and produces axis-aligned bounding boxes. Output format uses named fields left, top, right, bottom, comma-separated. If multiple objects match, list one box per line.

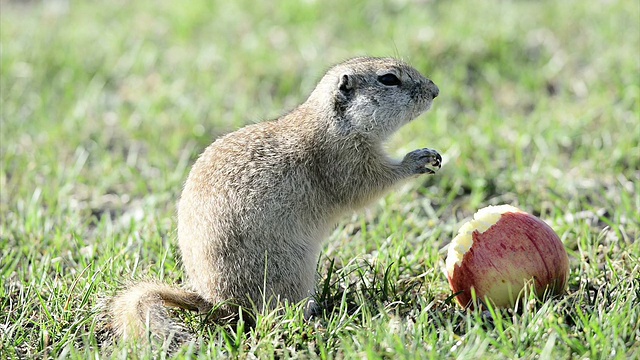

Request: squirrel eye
left=377, top=73, right=401, bottom=86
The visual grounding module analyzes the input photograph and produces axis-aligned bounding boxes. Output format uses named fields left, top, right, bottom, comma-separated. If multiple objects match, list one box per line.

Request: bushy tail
left=108, top=281, right=211, bottom=346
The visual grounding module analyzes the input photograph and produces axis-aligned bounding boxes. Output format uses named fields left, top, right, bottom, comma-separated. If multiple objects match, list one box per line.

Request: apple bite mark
left=445, top=205, right=524, bottom=278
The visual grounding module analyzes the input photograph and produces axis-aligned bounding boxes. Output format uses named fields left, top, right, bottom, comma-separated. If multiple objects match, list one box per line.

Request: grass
left=1, top=0, right=638, bottom=358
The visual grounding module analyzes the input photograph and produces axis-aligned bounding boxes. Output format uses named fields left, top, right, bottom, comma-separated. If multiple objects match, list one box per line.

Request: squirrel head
left=309, top=57, right=439, bottom=140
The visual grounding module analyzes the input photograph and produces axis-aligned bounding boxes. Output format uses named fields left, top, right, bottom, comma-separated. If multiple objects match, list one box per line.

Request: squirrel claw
left=404, top=148, right=442, bottom=175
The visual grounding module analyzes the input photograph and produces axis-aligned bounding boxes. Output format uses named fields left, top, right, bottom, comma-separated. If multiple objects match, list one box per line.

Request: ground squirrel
left=108, top=57, right=442, bottom=344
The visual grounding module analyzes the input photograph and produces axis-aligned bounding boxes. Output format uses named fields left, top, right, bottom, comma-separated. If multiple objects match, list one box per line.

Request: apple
left=445, top=205, right=569, bottom=308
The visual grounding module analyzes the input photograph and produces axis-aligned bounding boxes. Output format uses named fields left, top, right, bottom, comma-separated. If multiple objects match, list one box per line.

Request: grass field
left=1, top=0, right=639, bottom=358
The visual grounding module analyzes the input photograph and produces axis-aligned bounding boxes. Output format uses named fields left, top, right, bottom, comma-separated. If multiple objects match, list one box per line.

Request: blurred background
left=2, top=0, right=637, bottom=240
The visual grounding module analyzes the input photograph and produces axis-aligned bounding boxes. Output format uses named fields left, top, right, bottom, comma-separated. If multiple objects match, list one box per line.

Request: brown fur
left=108, top=57, right=441, bottom=345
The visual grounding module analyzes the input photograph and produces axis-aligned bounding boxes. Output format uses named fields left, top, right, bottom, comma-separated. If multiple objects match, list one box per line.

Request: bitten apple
left=445, top=205, right=569, bottom=308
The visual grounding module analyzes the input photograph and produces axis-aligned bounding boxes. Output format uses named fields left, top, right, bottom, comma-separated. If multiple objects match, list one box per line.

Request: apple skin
left=446, top=210, right=569, bottom=308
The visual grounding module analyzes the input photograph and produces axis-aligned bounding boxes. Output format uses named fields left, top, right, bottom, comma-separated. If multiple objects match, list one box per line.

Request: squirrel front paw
left=402, top=148, right=442, bottom=175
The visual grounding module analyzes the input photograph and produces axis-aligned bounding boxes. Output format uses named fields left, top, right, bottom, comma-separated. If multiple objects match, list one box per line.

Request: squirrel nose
left=427, top=79, right=439, bottom=98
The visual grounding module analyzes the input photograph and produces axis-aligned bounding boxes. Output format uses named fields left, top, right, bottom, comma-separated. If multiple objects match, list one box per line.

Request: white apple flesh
left=445, top=205, right=569, bottom=308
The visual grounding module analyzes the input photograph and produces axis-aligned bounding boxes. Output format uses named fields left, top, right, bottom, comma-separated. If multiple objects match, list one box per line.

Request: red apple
left=445, top=205, right=569, bottom=308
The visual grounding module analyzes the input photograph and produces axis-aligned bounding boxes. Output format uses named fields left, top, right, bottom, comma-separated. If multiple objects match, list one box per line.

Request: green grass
left=1, top=0, right=638, bottom=358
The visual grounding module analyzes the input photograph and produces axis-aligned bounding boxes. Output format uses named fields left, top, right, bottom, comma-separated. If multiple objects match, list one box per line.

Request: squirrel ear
left=334, top=74, right=354, bottom=117
left=338, top=74, right=354, bottom=95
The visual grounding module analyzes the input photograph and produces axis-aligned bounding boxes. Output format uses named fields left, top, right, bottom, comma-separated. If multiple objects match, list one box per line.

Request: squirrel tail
left=108, top=281, right=211, bottom=345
